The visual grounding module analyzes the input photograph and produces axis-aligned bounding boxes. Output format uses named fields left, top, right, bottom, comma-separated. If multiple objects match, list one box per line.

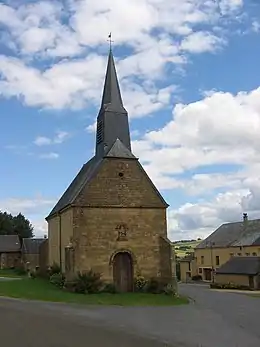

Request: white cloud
left=39, top=152, right=59, bottom=159
left=0, top=0, right=245, bottom=112
left=0, top=196, right=53, bottom=237
left=130, top=85, right=260, bottom=240
left=252, top=20, right=260, bottom=33
left=180, top=31, right=225, bottom=53
left=34, top=130, right=70, bottom=146
left=34, top=136, right=52, bottom=146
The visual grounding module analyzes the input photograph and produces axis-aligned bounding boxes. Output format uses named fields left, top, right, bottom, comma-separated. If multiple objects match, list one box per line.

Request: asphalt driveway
left=1, top=284, right=260, bottom=347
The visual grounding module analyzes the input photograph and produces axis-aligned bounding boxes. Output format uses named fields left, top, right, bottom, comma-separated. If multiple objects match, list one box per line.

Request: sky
left=0, top=0, right=260, bottom=241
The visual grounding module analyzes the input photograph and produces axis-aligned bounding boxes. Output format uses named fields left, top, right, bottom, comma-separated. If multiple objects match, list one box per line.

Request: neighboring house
left=22, top=237, right=46, bottom=270
left=0, top=235, right=21, bottom=269
left=179, top=253, right=197, bottom=282
left=215, top=256, right=260, bottom=290
left=194, top=213, right=260, bottom=282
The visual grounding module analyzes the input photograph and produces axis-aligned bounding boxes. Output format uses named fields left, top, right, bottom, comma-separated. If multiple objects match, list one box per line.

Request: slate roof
left=105, top=138, right=136, bottom=159
left=0, top=235, right=21, bottom=252
left=196, top=219, right=260, bottom=249
left=46, top=157, right=102, bottom=218
left=22, top=238, right=46, bottom=254
left=216, top=256, right=260, bottom=275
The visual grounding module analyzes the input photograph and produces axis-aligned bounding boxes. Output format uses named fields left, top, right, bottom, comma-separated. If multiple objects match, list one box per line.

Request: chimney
left=243, top=213, right=248, bottom=222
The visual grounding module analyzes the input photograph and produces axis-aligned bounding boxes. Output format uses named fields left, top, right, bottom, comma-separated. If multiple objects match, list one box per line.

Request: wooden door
left=113, top=252, right=133, bottom=292
left=249, top=275, right=254, bottom=289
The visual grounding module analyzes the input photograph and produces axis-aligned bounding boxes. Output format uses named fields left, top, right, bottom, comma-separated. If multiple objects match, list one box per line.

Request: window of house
left=237, top=253, right=242, bottom=256
left=199, top=268, right=202, bottom=274
left=252, top=252, right=257, bottom=256
left=245, top=253, right=250, bottom=256
left=230, top=253, right=234, bottom=257
left=215, top=256, right=220, bottom=266
left=188, top=262, right=191, bottom=271
left=201, top=256, right=204, bottom=265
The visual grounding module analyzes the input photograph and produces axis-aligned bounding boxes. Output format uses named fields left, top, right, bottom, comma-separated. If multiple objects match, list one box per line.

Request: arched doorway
left=113, top=252, right=133, bottom=292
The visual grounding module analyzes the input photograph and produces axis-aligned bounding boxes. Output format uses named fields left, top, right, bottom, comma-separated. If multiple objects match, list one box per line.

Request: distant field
left=173, top=240, right=202, bottom=259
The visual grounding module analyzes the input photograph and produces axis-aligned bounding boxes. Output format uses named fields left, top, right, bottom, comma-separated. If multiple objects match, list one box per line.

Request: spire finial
left=107, top=32, right=114, bottom=51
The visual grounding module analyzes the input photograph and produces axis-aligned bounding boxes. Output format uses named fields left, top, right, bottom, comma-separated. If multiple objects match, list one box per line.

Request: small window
left=252, top=252, right=257, bottom=256
left=199, top=268, right=202, bottom=274
left=245, top=253, right=250, bottom=256
left=239, top=246, right=242, bottom=250
left=188, top=262, right=191, bottom=271
left=230, top=253, right=234, bottom=257
left=237, top=253, right=242, bottom=256
left=201, top=256, right=204, bottom=265
left=216, top=256, right=220, bottom=266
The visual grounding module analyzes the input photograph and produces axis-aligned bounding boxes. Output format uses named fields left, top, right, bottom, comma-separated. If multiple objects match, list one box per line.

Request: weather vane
left=107, top=32, right=114, bottom=51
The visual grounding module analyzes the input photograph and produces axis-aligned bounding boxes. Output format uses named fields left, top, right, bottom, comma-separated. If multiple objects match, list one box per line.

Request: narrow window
left=216, top=256, right=220, bottom=266
left=201, top=256, right=204, bottom=265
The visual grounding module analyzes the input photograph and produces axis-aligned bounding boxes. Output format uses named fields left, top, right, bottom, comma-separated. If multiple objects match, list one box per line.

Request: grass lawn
left=0, top=277, right=188, bottom=306
left=0, top=269, right=25, bottom=278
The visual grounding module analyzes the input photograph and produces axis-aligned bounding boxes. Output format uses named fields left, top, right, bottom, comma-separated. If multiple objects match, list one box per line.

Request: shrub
left=134, top=276, right=147, bottom=292
left=210, top=283, right=253, bottom=291
left=102, top=283, right=117, bottom=294
left=49, top=262, right=61, bottom=276
left=192, top=275, right=202, bottom=281
left=73, top=270, right=103, bottom=294
left=163, top=283, right=177, bottom=296
left=145, top=278, right=163, bottom=294
left=50, top=273, right=65, bottom=288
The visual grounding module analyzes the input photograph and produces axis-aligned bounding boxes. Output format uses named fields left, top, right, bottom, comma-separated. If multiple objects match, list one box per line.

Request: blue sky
left=0, top=0, right=260, bottom=240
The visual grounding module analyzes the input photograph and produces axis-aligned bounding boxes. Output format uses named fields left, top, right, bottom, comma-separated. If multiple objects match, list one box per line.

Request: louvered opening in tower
left=96, top=120, right=103, bottom=144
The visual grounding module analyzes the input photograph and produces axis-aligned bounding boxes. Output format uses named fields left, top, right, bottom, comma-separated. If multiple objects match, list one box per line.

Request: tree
left=0, top=211, right=34, bottom=239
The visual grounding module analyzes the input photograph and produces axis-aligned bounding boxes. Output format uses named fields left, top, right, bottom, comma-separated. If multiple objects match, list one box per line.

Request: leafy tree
left=0, top=211, right=34, bottom=239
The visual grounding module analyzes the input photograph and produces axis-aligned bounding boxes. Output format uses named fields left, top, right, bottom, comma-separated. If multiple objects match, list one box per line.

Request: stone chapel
left=46, top=49, right=174, bottom=292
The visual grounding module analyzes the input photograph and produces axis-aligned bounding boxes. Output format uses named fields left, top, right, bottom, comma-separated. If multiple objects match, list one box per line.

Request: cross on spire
left=107, top=32, right=114, bottom=51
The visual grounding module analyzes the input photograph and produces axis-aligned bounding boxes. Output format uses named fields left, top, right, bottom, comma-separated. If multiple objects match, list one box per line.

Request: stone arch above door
left=109, top=249, right=136, bottom=266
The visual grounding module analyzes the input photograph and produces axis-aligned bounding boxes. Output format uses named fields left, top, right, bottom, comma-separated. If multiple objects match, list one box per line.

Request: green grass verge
left=0, top=277, right=188, bottom=306
left=0, top=269, right=25, bottom=278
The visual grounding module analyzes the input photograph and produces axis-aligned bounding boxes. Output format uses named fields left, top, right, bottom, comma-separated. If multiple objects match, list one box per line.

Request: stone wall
left=0, top=252, right=21, bottom=269
left=39, top=239, right=49, bottom=275
left=48, top=209, right=73, bottom=271
left=215, top=273, right=250, bottom=287
left=75, top=158, right=167, bottom=208
left=72, top=206, right=168, bottom=282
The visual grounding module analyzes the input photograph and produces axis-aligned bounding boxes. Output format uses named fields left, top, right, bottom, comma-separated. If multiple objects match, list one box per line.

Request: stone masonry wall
left=72, top=206, right=168, bottom=282
left=75, top=158, right=167, bottom=208
left=48, top=209, right=73, bottom=271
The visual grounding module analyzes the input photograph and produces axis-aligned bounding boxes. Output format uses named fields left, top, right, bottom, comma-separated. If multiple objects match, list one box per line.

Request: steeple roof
left=100, top=50, right=126, bottom=113
left=95, top=50, right=131, bottom=158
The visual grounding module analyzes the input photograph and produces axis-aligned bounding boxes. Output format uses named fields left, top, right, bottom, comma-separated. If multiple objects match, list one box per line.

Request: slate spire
left=95, top=49, right=131, bottom=158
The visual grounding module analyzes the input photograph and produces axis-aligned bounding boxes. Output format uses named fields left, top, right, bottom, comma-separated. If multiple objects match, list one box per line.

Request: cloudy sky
left=0, top=0, right=260, bottom=241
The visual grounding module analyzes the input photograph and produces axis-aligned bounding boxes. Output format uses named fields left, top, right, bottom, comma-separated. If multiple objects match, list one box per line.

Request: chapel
left=46, top=49, right=174, bottom=292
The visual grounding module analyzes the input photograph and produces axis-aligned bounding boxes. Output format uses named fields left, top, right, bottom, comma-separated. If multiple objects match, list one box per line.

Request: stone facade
left=48, top=158, right=173, bottom=287
left=215, top=273, right=260, bottom=289
left=0, top=252, right=21, bottom=269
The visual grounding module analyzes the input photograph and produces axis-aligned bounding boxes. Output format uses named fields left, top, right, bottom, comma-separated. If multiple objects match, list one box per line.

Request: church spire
left=95, top=48, right=131, bottom=159
left=100, top=50, right=124, bottom=111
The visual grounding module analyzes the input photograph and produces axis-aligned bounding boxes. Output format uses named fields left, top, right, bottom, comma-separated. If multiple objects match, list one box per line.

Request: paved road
left=0, top=297, right=166, bottom=347
left=1, top=284, right=260, bottom=347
